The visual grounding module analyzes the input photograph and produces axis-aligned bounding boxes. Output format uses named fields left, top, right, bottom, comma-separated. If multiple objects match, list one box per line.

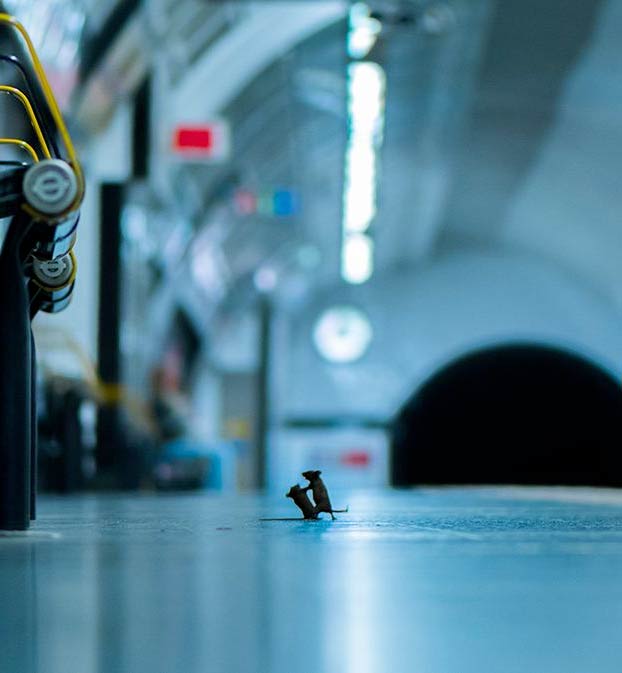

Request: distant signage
left=272, top=189, right=299, bottom=216
left=232, top=187, right=300, bottom=217
left=171, top=120, right=230, bottom=161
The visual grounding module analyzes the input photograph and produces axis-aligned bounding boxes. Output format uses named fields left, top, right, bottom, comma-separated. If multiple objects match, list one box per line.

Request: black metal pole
left=96, top=183, right=124, bottom=479
left=255, top=298, right=272, bottom=490
left=0, top=216, right=32, bottom=530
left=30, top=331, right=37, bottom=520
left=132, top=75, right=151, bottom=180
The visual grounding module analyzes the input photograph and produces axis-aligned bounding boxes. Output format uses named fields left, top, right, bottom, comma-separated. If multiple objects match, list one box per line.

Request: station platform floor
left=1, top=486, right=622, bottom=673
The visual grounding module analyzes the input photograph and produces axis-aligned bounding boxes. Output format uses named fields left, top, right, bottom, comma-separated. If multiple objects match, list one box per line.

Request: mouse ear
left=317, top=470, right=322, bottom=476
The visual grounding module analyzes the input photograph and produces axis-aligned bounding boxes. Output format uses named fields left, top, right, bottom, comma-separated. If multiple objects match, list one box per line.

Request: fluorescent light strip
left=347, top=2, right=382, bottom=59
left=341, top=57, right=386, bottom=284
left=342, top=233, right=374, bottom=285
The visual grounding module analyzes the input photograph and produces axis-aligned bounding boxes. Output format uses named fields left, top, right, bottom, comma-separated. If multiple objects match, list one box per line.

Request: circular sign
left=313, top=305, right=373, bottom=363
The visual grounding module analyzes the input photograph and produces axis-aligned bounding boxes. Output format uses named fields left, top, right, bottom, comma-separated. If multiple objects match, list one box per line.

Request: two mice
left=287, top=470, right=348, bottom=520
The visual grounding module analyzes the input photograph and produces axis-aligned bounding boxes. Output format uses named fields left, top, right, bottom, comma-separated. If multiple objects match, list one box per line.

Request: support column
left=0, top=217, right=32, bottom=529
left=255, top=298, right=272, bottom=489
left=96, top=182, right=124, bottom=479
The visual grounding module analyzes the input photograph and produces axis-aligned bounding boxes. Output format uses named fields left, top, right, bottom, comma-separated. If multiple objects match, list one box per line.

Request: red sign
left=171, top=121, right=230, bottom=160
left=341, top=450, right=371, bottom=467
left=174, top=126, right=214, bottom=151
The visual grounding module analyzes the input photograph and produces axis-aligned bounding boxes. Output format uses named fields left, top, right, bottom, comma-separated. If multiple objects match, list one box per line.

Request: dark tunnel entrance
left=391, top=344, right=622, bottom=487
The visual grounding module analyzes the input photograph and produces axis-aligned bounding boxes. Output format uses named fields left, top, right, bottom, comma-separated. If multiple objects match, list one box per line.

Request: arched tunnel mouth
left=391, top=343, right=622, bottom=487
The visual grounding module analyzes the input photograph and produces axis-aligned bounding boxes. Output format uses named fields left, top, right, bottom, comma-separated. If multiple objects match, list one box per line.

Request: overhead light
left=341, top=60, right=385, bottom=284
left=342, top=62, right=385, bottom=236
left=348, top=3, right=382, bottom=59
left=342, top=233, right=374, bottom=285
left=348, top=61, right=385, bottom=123
left=343, top=141, right=377, bottom=233
left=253, top=266, right=278, bottom=293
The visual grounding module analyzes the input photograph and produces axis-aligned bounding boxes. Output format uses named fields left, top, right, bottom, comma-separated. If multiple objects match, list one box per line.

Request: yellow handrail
left=0, top=13, right=84, bottom=210
left=0, top=85, right=51, bottom=159
left=33, top=326, right=157, bottom=433
left=0, top=137, right=38, bottom=161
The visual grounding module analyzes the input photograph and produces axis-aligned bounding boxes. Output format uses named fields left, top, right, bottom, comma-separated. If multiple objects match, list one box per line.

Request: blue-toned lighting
left=347, top=3, right=382, bottom=59
left=341, top=56, right=385, bottom=284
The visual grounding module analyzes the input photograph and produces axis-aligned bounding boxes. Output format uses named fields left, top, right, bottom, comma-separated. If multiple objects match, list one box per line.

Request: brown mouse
left=302, top=470, right=348, bottom=520
left=286, top=484, right=318, bottom=520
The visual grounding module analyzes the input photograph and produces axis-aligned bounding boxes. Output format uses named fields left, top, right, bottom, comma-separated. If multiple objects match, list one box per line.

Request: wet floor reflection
left=2, top=490, right=622, bottom=673
left=93, top=521, right=269, bottom=671
left=0, top=543, right=38, bottom=673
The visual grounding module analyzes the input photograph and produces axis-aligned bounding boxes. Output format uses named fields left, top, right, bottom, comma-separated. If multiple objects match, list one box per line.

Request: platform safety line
left=0, top=530, right=62, bottom=539
left=409, top=524, right=483, bottom=540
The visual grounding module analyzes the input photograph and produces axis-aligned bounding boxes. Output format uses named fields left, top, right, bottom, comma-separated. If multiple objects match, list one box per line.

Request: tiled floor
left=2, top=487, right=622, bottom=673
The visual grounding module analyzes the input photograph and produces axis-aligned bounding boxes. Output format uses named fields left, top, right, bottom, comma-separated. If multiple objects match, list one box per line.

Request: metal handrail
left=0, top=13, right=84, bottom=210
left=0, top=137, right=38, bottom=161
left=0, top=85, right=51, bottom=159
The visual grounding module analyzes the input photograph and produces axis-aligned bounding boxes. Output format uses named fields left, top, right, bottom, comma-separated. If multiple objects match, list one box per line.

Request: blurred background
left=3, top=0, right=622, bottom=494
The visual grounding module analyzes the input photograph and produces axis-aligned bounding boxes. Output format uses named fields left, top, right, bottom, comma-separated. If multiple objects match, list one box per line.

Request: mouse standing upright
left=302, top=470, right=348, bottom=520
